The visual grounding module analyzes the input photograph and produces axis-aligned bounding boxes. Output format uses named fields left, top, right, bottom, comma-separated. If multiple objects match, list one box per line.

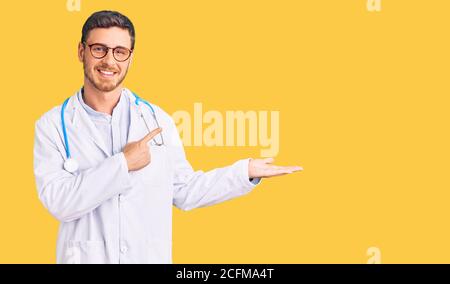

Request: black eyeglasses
left=84, top=42, right=133, bottom=62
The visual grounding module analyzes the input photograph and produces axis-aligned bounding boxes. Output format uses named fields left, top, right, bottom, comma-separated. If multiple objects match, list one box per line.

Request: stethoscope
left=61, top=90, right=164, bottom=173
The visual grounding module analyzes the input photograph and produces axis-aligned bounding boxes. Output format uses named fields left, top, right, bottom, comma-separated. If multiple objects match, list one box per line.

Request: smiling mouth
left=97, top=68, right=117, bottom=78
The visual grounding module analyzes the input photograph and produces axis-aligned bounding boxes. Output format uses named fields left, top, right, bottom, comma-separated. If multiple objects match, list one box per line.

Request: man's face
left=78, top=27, right=133, bottom=92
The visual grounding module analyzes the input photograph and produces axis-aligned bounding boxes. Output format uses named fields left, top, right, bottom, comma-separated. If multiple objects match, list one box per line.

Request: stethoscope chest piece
left=64, top=158, right=79, bottom=173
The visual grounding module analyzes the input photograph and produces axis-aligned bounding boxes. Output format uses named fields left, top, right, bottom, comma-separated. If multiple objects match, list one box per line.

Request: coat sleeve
left=33, top=116, right=133, bottom=222
left=168, top=116, right=261, bottom=211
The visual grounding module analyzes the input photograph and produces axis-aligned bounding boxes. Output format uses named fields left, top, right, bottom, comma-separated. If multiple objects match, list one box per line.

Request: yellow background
left=0, top=0, right=449, bottom=264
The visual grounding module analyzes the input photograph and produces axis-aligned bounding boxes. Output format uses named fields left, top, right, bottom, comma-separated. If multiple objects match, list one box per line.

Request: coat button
left=121, top=246, right=128, bottom=254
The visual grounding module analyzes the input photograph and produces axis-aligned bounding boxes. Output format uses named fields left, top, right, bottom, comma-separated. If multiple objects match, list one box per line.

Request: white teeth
left=98, top=69, right=114, bottom=75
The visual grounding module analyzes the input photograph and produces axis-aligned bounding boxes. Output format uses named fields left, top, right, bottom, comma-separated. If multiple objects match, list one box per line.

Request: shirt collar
left=78, top=88, right=126, bottom=122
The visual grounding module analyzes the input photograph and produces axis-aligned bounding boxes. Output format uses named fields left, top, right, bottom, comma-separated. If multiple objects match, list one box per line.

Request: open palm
left=249, top=158, right=303, bottom=178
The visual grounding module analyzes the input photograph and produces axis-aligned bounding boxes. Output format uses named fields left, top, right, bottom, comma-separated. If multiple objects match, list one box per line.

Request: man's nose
left=102, top=49, right=116, bottom=66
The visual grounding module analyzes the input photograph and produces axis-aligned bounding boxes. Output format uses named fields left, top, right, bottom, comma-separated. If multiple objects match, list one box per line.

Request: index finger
left=140, top=128, right=162, bottom=144
left=270, top=165, right=303, bottom=172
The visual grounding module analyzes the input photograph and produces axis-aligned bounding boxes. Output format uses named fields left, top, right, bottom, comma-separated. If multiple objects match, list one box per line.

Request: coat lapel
left=68, top=90, right=111, bottom=158
left=66, top=88, right=150, bottom=157
left=126, top=89, right=148, bottom=143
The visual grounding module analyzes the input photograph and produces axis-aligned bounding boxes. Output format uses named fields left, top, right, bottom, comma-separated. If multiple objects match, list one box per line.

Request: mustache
left=95, top=65, right=120, bottom=72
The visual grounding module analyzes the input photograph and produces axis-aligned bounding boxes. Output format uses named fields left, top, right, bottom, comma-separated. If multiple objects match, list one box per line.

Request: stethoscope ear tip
left=64, top=158, right=79, bottom=173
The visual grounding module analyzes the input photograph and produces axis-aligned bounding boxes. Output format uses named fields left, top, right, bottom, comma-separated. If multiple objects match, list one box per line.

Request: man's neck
left=82, top=82, right=123, bottom=115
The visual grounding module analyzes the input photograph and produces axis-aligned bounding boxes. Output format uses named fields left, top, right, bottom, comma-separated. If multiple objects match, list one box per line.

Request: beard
left=83, top=60, right=129, bottom=92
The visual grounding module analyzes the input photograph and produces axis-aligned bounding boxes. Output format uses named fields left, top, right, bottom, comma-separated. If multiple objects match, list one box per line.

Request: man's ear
left=78, top=42, right=84, bottom=62
left=129, top=53, right=134, bottom=65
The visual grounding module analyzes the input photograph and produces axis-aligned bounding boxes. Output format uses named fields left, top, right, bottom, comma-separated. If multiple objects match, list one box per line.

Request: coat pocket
left=145, top=238, right=172, bottom=264
left=62, top=240, right=108, bottom=264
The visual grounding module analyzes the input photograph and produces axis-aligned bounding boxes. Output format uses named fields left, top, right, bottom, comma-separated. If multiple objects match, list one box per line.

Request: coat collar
left=126, top=89, right=151, bottom=143
left=65, top=87, right=146, bottom=157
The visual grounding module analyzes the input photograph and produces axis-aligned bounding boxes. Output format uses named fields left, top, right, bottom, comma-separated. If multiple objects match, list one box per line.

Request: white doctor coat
left=33, top=88, right=260, bottom=264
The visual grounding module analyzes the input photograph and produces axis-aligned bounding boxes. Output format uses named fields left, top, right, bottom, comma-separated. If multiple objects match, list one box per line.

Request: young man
left=33, top=10, right=302, bottom=264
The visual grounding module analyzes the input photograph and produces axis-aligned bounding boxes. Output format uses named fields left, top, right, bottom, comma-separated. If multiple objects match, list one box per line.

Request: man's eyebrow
left=90, top=43, right=131, bottom=49
left=114, top=45, right=131, bottom=49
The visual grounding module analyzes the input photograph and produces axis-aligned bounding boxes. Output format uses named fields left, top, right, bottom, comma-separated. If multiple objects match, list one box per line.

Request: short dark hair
left=81, top=10, right=135, bottom=49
